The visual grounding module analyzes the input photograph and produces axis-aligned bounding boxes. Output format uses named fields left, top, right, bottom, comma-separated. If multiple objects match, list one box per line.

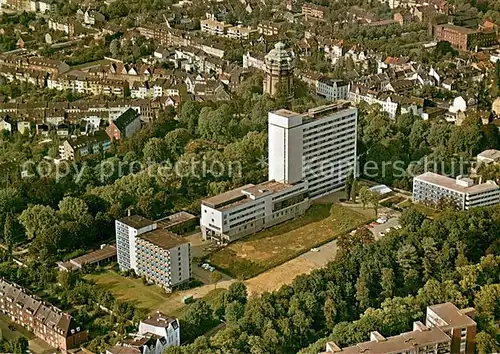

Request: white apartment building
left=201, top=180, right=309, bottom=242
left=200, top=19, right=230, bottom=36
left=115, top=215, right=157, bottom=271
left=316, top=78, right=350, bottom=101
left=115, top=214, right=191, bottom=290
left=413, top=172, right=500, bottom=210
left=268, top=102, right=358, bottom=199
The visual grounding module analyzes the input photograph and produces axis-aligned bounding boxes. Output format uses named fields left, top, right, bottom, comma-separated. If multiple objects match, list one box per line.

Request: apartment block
left=0, top=279, right=87, bottom=352
left=268, top=102, right=358, bottom=199
left=434, top=24, right=497, bottom=51
left=426, top=303, right=477, bottom=354
left=302, top=2, right=327, bottom=19
left=316, top=78, right=350, bottom=101
left=201, top=180, right=309, bottom=242
left=200, top=19, right=231, bottom=36
left=135, top=229, right=191, bottom=290
left=116, top=215, right=156, bottom=271
left=413, top=172, right=500, bottom=210
left=320, top=302, right=476, bottom=354
left=115, top=213, right=193, bottom=291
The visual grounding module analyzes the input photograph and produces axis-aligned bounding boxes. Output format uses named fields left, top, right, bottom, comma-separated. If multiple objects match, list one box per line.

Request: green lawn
left=209, top=204, right=372, bottom=279
left=85, top=271, right=226, bottom=318
left=85, top=271, right=173, bottom=313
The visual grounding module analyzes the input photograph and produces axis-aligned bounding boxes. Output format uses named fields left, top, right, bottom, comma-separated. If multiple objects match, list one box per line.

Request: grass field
left=209, top=204, right=372, bottom=279
left=85, top=271, right=228, bottom=316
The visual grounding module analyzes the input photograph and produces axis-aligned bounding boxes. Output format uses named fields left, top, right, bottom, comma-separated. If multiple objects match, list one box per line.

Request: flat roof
left=415, top=172, right=499, bottom=194
left=478, top=149, right=500, bottom=162
left=202, top=184, right=254, bottom=209
left=118, top=215, right=155, bottom=229
left=428, top=303, right=476, bottom=329
left=271, top=101, right=355, bottom=122
left=70, top=245, right=116, bottom=267
left=156, top=211, right=197, bottom=230
left=336, top=327, right=450, bottom=354
left=439, top=23, right=475, bottom=34
left=137, top=228, right=188, bottom=250
left=202, top=180, right=302, bottom=210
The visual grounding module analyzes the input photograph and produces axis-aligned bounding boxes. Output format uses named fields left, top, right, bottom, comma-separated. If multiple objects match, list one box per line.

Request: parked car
left=310, top=248, right=320, bottom=252
left=376, top=216, right=387, bottom=224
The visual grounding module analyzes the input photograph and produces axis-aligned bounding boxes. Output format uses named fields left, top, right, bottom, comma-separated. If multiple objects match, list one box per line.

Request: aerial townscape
left=0, top=0, right=499, bottom=352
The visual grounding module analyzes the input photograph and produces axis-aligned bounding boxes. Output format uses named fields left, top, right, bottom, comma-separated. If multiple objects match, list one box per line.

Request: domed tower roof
left=265, top=42, right=294, bottom=66
left=492, top=97, right=500, bottom=116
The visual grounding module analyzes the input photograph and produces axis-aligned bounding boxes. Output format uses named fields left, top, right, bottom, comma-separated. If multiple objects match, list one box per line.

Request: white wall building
left=201, top=180, right=309, bottom=242
left=268, top=102, right=358, bottom=199
left=413, top=172, right=500, bottom=210
left=316, top=78, right=350, bottom=101
left=139, top=312, right=180, bottom=348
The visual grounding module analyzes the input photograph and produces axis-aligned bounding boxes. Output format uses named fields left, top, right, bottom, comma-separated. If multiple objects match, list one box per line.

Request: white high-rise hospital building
left=200, top=102, right=358, bottom=242
left=268, top=101, right=358, bottom=199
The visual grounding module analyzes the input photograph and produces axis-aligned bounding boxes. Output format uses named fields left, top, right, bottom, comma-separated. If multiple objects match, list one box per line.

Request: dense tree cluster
left=165, top=205, right=499, bottom=353
left=357, top=103, right=500, bottom=189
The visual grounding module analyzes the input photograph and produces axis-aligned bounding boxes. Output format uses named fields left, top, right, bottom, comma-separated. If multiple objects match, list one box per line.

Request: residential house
left=0, top=115, right=15, bottom=132
left=59, top=130, right=111, bottom=161
left=84, top=10, right=105, bottom=26
left=106, top=108, right=141, bottom=142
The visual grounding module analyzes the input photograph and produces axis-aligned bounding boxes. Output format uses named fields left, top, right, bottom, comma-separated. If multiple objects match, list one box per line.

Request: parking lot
left=366, top=215, right=400, bottom=239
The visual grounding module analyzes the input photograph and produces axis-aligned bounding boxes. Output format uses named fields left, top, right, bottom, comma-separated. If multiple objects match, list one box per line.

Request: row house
left=0, top=54, right=70, bottom=75
left=48, top=18, right=85, bottom=37
left=349, top=85, right=423, bottom=118
left=131, top=79, right=181, bottom=100
left=0, top=65, right=46, bottom=87
left=0, top=279, right=87, bottom=352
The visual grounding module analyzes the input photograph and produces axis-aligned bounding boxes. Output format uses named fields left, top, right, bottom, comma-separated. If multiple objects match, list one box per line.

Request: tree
left=18, top=205, right=58, bottom=239
left=211, top=271, right=222, bottom=289
left=143, top=138, right=168, bottom=163
left=399, top=207, right=425, bottom=232
left=355, top=266, right=372, bottom=310
left=351, top=178, right=358, bottom=203
left=368, top=191, right=380, bottom=217
left=344, top=170, right=354, bottom=201
left=359, top=186, right=370, bottom=209
left=110, top=39, right=120, bottom=57
left=58, top=197, right=90, bottom=222
left=323, top=297, right=337, bottom=330
left=225, top=301, right=245, bottom=325
left=380, top=267, right=396, bottom=299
